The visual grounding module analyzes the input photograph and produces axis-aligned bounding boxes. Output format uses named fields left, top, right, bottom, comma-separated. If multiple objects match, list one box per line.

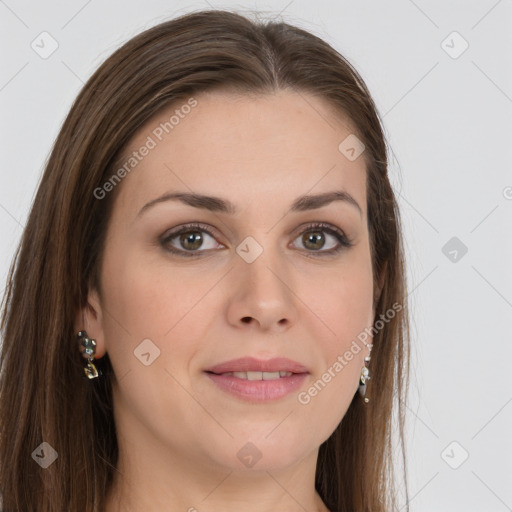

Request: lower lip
left=205, top=372, right=308, bottom=402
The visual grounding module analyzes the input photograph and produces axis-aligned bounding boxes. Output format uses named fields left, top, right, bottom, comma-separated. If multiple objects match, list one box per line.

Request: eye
left=160, top=222, right=353, bottom=258
left=160, top=223, right=223, bottom=257
left=290, top=222, right=353, bottom=256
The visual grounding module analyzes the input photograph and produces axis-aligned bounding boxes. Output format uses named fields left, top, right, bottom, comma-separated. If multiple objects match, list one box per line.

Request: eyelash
left=160, top=222, right=354, bottom=258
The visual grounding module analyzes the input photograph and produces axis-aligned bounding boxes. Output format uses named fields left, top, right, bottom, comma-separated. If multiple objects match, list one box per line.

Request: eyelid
left=159, top=222, right=224, bottom=252
left=290, top=221, right=354, bottom=253
left=161, top=222, right=222, bottom=238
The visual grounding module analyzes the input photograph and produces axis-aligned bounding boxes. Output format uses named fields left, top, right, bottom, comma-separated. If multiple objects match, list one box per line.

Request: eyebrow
left=136, top=190, right=362, bottom=219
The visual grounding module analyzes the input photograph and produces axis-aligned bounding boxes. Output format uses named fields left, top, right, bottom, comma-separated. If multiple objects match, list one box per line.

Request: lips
left=205, top=356, right=309, bottom=375
left=204, top=357, right=310, bottom=402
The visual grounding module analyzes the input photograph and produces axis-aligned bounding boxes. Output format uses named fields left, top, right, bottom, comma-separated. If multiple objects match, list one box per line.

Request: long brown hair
left=0, top=9, right=410, bottom=511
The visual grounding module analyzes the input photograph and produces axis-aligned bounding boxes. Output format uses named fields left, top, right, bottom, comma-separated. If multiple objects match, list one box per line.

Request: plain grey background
left=1, top=1, right=511, bottom=510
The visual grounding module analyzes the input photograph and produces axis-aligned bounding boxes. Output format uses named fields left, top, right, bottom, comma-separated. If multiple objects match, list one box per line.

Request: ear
left=74, top=287, right=107, bottom=359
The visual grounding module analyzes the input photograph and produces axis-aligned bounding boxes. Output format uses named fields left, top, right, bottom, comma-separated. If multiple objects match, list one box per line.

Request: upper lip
left=206, top=357, right=309, bottom=374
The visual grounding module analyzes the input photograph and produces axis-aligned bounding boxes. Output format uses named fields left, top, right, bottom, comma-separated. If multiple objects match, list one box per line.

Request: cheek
left=304, top=251, right=374, bottom=349
left=299, top=250, right=373, bottom=405
left=98, top=247, right=204, bottom=422
left=317, top=277, right=372, bottom=380
left=295, top=267, right=372, bottom=439
left=324, top=273, right=373, bottom=350
left=98, top=244, right=215, bottom=384
left=100, top=243, right=196, bottom=335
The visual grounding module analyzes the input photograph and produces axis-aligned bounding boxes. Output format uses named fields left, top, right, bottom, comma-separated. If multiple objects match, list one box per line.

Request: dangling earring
left=358, top=342, right=373, bottom=403
left=77, top=330, right=102, bottom=379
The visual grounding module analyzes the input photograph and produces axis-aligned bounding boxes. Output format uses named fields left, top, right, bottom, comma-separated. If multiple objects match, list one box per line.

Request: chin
left=205, top=435, right=314, bottom=473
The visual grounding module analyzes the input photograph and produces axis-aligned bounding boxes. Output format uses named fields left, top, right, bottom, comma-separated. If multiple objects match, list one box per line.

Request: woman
left=0, top=9, right=410, bottom=512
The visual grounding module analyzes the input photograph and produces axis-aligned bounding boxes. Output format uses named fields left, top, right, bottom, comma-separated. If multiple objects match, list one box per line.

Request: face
left=79, top=89, right=375, bottom=477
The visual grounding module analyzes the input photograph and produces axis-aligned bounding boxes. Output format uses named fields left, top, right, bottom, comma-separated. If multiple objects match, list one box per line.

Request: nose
left=225, top=242, right=299, bottom=333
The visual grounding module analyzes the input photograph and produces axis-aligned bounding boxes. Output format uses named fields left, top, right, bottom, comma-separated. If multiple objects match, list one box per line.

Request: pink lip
left=206, top=373, right=308, bottom=402
left=204, top=357, right=309, bottom=402
left=206, top=356, right=309, bottom=374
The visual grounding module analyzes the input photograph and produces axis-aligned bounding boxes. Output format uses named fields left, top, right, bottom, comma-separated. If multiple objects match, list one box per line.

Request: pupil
left=182, top=231, right=202, bottom=250
left=304, top=231, right=324, bottom=250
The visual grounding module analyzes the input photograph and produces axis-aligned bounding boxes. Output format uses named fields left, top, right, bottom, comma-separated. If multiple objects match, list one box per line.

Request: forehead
left=111, top=89, right=368, bottom=220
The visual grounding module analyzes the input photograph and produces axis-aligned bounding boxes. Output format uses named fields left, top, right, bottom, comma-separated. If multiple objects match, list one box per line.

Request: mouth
left=204, top=357, right=309, bottom=402
left=206, top=370, right=295, bottom=380
left=205, top=356, right=309, bottom=375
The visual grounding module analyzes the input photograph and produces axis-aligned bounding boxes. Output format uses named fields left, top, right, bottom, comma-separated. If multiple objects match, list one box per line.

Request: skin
left=76, top=88, right=376, bottom=512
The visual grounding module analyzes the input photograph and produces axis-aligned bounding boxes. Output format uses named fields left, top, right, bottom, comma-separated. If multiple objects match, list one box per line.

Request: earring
left=358, top=342, right=373, bottom=403
left=77, top=330, right=102, bottom=379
